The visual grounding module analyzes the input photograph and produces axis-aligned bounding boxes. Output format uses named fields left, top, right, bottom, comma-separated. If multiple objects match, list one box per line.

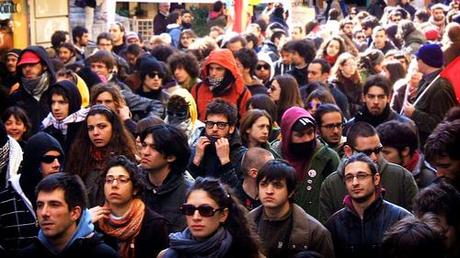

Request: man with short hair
left=3, top=48, right=21, bottom=90
left=271, top=106, right=339, bottom=218
left=191, top=49, right=252, bottom=121
left=425, top=120, right=460, bottom=192
left=402, top=43, right=457, bottom=145
left=249, top=159, right=334, bottom=258
left=139, top=124, right=193, bottom=233
left=326, top=153, right=411, bottom=258
left=166, top=11, right=182, bottom=48
left=234, top=48, right=267, bottom=96
left=17, top=173, right=117, bottom=258
left=345, top=74, right=412, bottom=134
left=181, top=9, right=193, bottom=29
left=286, top=39, right=316, bottom=86
left=377, top=120, right=436, bottom=189
left=319, top=122, right=418, bottom=223
left=109, top=23, right=126, bottom=56
left=314, top=104, right=346, bottom=156
left=225, top=35, right=247, bottom=54
left=189, top=99, right=244, bottom=188
left=154, top=2, right=170, bottom=35
left=369, top=26, right=396, bottom=54
left=259, top=28, right=287, bottom=62
left=0, top=132, right=62, bottom=256
left=237, top=147, right=274, bottom=210
left=72, top=26, right=89, bottom=59
left=290, top=26, right=304, bottom=40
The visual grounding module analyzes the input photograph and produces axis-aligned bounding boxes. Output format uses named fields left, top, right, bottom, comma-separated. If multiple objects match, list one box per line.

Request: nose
left=39, top=204, right=50, bottom=217
left=192, top=209, right=202, bottom=220
left=369, top=152, right=378, bottom=163
left=52, top=159, right=60, bottom=168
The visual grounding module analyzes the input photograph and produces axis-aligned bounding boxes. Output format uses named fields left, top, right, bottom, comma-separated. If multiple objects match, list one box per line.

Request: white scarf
left=42, top=108, right=89, bottom=135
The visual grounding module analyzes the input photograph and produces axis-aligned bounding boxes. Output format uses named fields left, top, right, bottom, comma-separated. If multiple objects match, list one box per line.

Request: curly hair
left=167, top=51, right=200, bottom=79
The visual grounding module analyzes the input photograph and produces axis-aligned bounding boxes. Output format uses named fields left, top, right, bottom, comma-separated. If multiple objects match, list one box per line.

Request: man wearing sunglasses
left=319, top=121, right=418, bottom=223
left=189, top=99, right=243, bottom=189
left=325, top=153, right=411, bottom=258
left=0, top=132, right=64, bottom=257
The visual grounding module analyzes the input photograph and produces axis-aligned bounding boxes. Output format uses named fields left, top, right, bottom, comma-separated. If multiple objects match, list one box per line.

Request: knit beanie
left=416, top=44, right=444, bottom=68
left=139, top=56, right=164, bottom=81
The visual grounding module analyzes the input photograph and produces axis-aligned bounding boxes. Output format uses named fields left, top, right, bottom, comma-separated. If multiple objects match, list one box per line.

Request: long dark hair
left=186, top=177, right=261, bottom=258
left=239, top=109, right=273, bottom=148
left=66, top=105, right=137, bottom=179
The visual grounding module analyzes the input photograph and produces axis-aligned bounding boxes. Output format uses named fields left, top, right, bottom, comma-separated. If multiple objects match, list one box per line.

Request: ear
left=248, top=168, right=258, bottom=179
left=373, top=172, right=381, bottom=186
left=401, top=147, right=411, bottom=158
left=344, top=144, right=353, bottom=158
left=229, top=125, right=235, bottom=135
left=70, top=206, right=82, bottom=222
left=166, top=155, right=176, bottom=163
left=219, top=208, right=229, bottom=223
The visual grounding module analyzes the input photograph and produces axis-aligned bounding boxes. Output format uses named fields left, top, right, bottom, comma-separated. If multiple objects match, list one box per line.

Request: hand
left=215, top=138, right=230, bottom=165
left=89, top=206, right=110, bottom=223
left=193, top=136, right=210, bottom=165
left=117, top=104, right=131, bottom=121
left=403, top=102, right=415, bottom=117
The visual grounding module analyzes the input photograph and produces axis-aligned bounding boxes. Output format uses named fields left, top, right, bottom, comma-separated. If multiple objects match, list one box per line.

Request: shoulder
left=382, top=200, right=412, bottom=218
left=248, top=205, right=263, bottom=221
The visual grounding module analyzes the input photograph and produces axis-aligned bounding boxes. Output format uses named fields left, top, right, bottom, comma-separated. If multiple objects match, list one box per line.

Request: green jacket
left=272, top=140, right=340, bottom=219
left=319, top=158, right=418, bottom=224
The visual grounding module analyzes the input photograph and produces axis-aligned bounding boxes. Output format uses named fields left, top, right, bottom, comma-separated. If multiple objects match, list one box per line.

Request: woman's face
left=409, top=71, right=423, bottom=86
left=326, top=39, right=341, bottom=57
left=307, top=98, right=321, bottom=115
left=180, top=34, right=194, bottom=48
left=246, top=116, right=270, bottom=146
left=340, top=59, right=357, bottom=78
left=104, top=165, right=134, bottom=207
left=87, top=114, right=113, bottom=148
left=143, top=72, right=163, bottom=91
left=268, top=80, right=281, bottom=102
left=185, top=189, right=228, bottom=240
left=4, top=115, right=27, bottom=141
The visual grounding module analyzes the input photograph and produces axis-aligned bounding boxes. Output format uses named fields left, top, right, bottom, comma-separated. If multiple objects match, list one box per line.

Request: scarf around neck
left=98, top=199, right=145, bottom=258
left=22, top=71, right=50, bottom=100
left=165, top=226, right=233, bottom=258
left=41, top=108, right=89, bottom=135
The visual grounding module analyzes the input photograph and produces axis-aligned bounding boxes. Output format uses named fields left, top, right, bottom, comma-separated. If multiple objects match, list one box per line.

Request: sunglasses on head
left=180, top=204, right=224, bottom=217
left=256, top=64, right=270, bottom=71
left=41, top=155, right=61, bottom=164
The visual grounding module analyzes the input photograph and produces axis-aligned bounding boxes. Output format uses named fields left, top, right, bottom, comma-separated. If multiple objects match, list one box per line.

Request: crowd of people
left=1, top=0, right=460, bottom=257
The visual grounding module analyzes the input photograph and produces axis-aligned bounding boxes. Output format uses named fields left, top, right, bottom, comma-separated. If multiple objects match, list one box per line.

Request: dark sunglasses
left=353, top=144, right=384, bottom=157
left=147, top=71, right=163, bottom=79
left=180, top=204, right=224, bottom=217
left=256, top=64, right=270, bottom=71
left=41, top=155, right=62, bottom=164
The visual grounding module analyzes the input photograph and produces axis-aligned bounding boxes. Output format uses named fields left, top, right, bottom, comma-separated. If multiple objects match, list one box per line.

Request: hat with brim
left=17, top=51, right=41, bottom=66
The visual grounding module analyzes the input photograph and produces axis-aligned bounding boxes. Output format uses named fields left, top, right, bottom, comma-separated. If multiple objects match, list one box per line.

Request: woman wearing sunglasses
left=158, top=177, right=262, bottom=258
left=66, top=104, right=137, bottom=206
left=136, top=56, right=169, bottom=107
left=92, top=155, right=169, bottom=258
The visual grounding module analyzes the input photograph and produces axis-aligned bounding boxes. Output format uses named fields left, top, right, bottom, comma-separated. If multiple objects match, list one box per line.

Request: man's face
left=373, top=30, right=387, bottom=48
left=95, top=92, right=117, bottom=110
left=36, top=189, right=80, bottom=240
left=291, top=27, right=304, bottom=40
left=6, top=55, right=18, bottom=73
left=344, top=161, right=380, bottom=203
left=39, top=150, right=62, bottom=177
left=351, top=135, right=383, bottom=163
left=21, top=62, right=44, bottom=80
left=182, top=13, right=192, bottom=24
left=432, top=155, right=460, bottom=186
left=180, top=34, right=194, bottom=48
left=227, top=41, right=243, bottom=54
left=205, top=114, right=235, bottom=139
left=140, top=134, right=171, bottom=171
left=159, top=3, right=170, bottom=14
left=354, top=31, right=367, bottom=43
left=90, top=62, right=110, bottom=78
left=291, top=51, right=305, bottom=66
left=208, top=63, right=226, bottom=80
left=78, top=33, right=89, bottom=47
left=319, top=112, right=343, bottom=145
left=364, top=86, right=389, bottom=116
left=381, top=146, right=403, bottom=165
left=342, top=23, right=353, bottom=36
left=98, top=38, right=113, bottom=52
left=143, top=72, right=163, bottom=91
left=58, top=47, right=73, bottom=64
left=291, top=126, right=316, bottom=143
left=255, top=62, right=271, bottom=82
left=51, top=94, right=70, bottom=121
left=258, top=178, right=290, bottom=210
left=432, top=9, right=445, bottom=22
left=280, top=50, right=292, bottom=65
left=109, top=25, right=124, bottom=43
left=174, top=66, right=192, bottom=84
left=307, top=63, right=328, bottom=83
left=125, top=53, right=137, bottom=66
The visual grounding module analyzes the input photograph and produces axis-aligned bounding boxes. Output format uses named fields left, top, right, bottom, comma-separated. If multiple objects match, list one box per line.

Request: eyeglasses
left=205, top=121, right=229, bottom=129
left=256, top=64, right=270, bottom=71
left=353, top=144, right=384, bottom=157
left=41, top=155, right=62, bottom=164
left=147, top=72, right=162, bottom=79
left=344, top=172, right=373, bottom=183
left=321, top=122, right=343, bottom=130
left=307, top=102, right=321, bottom=110
left=105, top=176, right=131, bottom=185
left=180, top=204, right=224, bottom=217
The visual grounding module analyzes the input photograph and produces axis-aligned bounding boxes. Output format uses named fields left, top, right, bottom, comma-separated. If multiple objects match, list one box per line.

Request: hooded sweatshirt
left=8, top=46, right=57, bottom=134
left=192, top=49, right=251, bottom=121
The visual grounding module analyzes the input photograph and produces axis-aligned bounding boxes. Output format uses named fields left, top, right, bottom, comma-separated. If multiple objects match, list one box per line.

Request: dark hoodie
left=8, top=46, right=57, bottom=134
left=43, top=80, right=84, bottom=154
left=271, top=107, right=339, bottom=218
left=0, top=132, right=63, bottom=256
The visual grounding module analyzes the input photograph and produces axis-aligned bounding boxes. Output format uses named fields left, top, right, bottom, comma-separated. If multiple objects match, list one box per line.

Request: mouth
left=40, top=221, right=54, bottom=227
left=109, top=193, right=121, bottom=197
left=190, top=225, right=205, bottom=230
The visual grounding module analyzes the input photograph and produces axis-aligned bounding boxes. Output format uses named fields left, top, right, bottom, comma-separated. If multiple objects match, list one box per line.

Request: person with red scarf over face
left=271, top=107, right=339, bottom=219
left=191, top=49, right=251, bottom=122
